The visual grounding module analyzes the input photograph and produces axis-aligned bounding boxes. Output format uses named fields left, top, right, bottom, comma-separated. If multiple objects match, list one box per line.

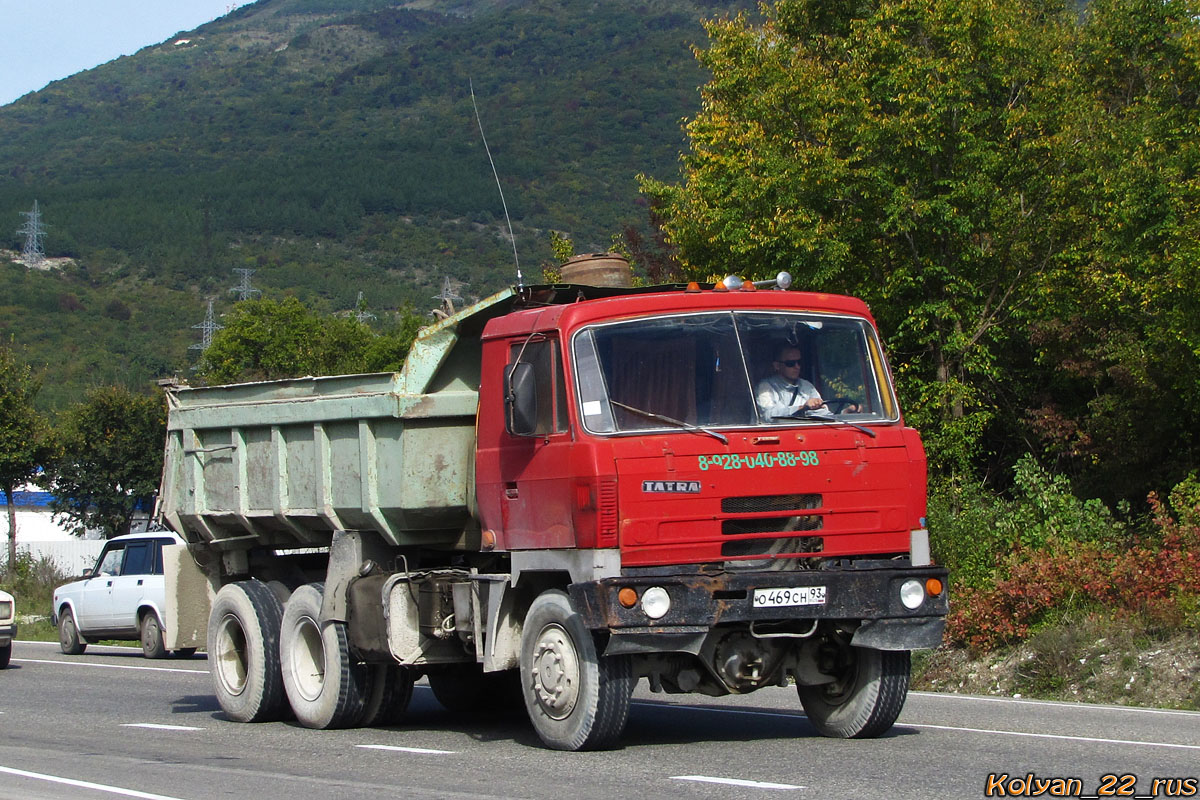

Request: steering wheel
left=825, top=397, right=857, bottom=414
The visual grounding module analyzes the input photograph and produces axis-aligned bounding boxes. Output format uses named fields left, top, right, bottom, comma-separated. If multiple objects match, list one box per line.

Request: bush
left=945, top=494, right=1200, bottom=653
left=929, top=455, right=1129, bottom=592
left=0, top=549, right=70, bottom=616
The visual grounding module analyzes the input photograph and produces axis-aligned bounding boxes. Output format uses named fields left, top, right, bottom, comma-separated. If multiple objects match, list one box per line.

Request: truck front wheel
left=208, top=580, right=287, bottom=722
left=280, top=582, right=367, bottom=729
left=519, top=589, right=634, bottom=751
left=797, top=644, right=910, bottom=738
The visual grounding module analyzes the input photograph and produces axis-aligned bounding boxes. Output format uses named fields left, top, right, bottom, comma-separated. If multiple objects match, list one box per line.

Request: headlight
left=0, top=600, right=11, bottom=619
left=899, top=579, right=926, bottom=610
left=641, top=586, right=671, bottom=620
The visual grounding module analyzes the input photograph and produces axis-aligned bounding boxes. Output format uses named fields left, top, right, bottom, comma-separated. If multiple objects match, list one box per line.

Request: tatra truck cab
left=157, top=267, right=947, bottom=751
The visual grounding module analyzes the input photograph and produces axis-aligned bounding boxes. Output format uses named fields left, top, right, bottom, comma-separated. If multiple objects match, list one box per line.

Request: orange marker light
left=742, top=280, right=756, bottom=291
left=926, top=577, right=944, bottom=597
left=685, top=281, right=701, bottom=293
left=618, top=587, right=638, bottom=608
left=713, top=282, right=728, bottom=292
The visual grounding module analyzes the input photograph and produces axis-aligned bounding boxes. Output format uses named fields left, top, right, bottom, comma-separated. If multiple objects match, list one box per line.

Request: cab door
left=497, top=336, right=575, bottom=550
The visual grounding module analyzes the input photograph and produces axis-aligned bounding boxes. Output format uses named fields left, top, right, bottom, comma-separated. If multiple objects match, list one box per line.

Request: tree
left=198, top=296, right=424, bottom=385
left=0, top=345, right=56, bottom=573
left=47, top=386, right=166, bottom=539
left=641, top=0, right=1075, bottom=476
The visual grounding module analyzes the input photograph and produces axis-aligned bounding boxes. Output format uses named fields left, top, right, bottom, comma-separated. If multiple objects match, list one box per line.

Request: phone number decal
left=698, top=451, right=820, bottom=471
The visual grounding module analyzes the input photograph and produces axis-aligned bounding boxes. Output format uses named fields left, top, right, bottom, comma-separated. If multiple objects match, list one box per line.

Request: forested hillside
left=0, top=0, right=751, bottom=407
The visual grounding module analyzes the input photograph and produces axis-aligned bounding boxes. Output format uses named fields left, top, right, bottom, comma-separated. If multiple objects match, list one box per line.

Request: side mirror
left=504, top=361, right=538, bottom=436
left=82, top=568, right=96, bottom=579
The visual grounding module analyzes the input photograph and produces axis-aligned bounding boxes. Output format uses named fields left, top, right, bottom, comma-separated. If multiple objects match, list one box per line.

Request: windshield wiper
left=771, top=406, right=878, bottom=438
left=610, top=400, right=729, bottom=444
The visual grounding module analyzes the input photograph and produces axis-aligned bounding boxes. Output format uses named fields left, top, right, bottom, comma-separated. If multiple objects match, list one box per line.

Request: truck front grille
left=721, top=494, right=821, bottom=513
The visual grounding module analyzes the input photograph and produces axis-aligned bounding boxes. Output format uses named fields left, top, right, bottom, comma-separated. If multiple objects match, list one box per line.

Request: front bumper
left=0, top=622, right=16, bottom=645
left=569, top=563, right=948, bottom=652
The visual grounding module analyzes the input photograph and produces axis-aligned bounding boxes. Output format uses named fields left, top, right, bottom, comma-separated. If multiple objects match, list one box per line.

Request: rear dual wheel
left=208, top=580, right=288, bottom=722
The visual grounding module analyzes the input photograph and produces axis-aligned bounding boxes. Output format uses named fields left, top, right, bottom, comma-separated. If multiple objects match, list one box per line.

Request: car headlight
left=0, top=600, right=11, bottom=619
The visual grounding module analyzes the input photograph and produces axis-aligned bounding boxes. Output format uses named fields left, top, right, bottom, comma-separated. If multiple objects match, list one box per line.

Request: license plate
left=752, top=586, right=827, bottom=608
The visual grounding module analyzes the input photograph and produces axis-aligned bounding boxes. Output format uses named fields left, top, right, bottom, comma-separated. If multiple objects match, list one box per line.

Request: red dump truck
left=156, top=259, right=947, bottom=751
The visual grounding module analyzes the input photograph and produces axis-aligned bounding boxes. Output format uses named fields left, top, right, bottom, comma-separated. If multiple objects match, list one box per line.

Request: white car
left=0, top=589, right=14, bottom=668
left=51, top=531, right=194, bottom=659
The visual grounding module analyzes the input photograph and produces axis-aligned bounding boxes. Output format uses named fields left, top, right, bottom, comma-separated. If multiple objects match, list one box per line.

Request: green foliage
left=0, top=549, right=70, bottom=614
left=643, top=0, right=1200, bottom=506
left=198, top=296, right=423, bottom=384
left=46, top=386, right=166, bottom=538
left=0, top=343, right=57, bottom=572
left=931, top=456, right=1128, bottom=592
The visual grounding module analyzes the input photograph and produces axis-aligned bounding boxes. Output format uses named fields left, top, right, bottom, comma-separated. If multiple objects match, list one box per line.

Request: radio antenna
left=470, top=79, right=523, bottom=288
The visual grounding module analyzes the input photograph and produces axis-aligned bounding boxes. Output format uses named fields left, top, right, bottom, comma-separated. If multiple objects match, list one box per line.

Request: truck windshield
left=571, top=311, right=898, bottom=435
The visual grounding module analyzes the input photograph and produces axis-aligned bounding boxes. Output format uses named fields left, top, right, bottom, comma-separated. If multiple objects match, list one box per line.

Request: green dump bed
left=157, top=288, right=517, bottom=550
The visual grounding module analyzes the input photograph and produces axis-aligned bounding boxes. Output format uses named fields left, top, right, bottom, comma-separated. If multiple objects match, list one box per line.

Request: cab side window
left=508, top=338, right=568, bottom=436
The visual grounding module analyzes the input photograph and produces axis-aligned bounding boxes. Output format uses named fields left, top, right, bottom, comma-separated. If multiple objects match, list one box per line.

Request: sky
left=0, top=1, right=255, bottom=106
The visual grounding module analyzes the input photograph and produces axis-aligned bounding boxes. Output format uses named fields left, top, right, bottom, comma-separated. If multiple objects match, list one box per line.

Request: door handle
left=137, top=579, right=143, bottom=586
left=505, top=482, right=519, bottom=499
left=106, top=580, right=113, bottom=587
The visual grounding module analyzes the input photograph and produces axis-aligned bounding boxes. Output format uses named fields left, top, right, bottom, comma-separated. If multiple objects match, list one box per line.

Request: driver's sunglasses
left=776, top=359, right=802, bottom=367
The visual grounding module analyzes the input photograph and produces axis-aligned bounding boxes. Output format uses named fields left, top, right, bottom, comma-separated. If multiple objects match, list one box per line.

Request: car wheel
left=208, top=579, right=287, bottom=723
left=140, top=612, right=168, bottom=659
left=0, top=642, right=10, bottom=668
left=280, top=582, right=368, bottom=729
left=58, top=608, right=87, bottom=655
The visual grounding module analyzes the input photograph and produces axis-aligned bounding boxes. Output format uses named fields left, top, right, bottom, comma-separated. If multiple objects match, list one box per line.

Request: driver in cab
left=756, top=345, right=826, bottom=419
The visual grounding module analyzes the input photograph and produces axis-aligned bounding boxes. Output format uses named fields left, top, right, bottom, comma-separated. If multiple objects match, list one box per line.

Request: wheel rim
left=530, top=622, right=580, bottom=720
left=818, top=647, right=860, bottom=706
left=290, top=615, right=326, bottom=702
left=60, top=616, right=73, bottom=648
left=213, top=613, right=249, bottom=697
left=142, top=619, right=157, bottom=650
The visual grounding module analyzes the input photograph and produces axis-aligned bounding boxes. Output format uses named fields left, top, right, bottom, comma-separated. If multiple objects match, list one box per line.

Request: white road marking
left=910, top=691, right=1200, bottom=717
left=907, top=722, right=1200, bottom=751
left=0, top=765, right=191, bottom=800
left=636, top=700, right=1200, bottom=751
left=12, top=658, right=205, bottom=674
left=672, top=775, right=803, bottom=790
left=357, top=744, right=457, bottom=755
left=121, top=723, right=204, bottom=731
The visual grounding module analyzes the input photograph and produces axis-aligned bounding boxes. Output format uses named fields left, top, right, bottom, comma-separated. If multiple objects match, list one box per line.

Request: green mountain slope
left=0, top=0, right=752, bottom=408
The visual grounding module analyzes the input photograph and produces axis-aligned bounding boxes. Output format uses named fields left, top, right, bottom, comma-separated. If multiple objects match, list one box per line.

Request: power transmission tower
left=432, top=276, right=466, bottom=318
left=229, top=268, right=261, bottom=301
left=189, top=298, right=224, bottom=354
left=16, top=200, right=47, bottom=266
left=353, top=291, right=376, bottom=323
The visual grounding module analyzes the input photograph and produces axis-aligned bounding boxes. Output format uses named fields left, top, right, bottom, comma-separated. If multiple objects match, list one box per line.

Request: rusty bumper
left=568, top=564, right=948, bottom=653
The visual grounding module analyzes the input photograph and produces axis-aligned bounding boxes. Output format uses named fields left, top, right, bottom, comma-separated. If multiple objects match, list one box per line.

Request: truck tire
left=140, top=612, right=167, bottom=659
left=358, top=664, right=414, bottom=727
left=58, top=608, right=86, bottom=655
left=0, top=642, right=10, bottom=668
left=797, top=645, right=910, bottom=738
left=519, top=589, right=634, bottom=751
left=208, top=580, right=288, bottom=723
left=280, top=582, right=368, bottom=729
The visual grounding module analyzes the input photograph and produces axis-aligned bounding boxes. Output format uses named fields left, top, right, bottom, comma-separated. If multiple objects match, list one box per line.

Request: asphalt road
left=2, top=639, right=1199, bottom=800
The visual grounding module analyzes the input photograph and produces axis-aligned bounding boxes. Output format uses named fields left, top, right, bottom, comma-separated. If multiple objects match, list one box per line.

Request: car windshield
left=571, top=311, right=897, bottom=435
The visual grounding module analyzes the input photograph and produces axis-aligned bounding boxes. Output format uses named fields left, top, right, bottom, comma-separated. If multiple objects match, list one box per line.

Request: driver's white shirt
left=755, top=374, right=822, bottom=419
